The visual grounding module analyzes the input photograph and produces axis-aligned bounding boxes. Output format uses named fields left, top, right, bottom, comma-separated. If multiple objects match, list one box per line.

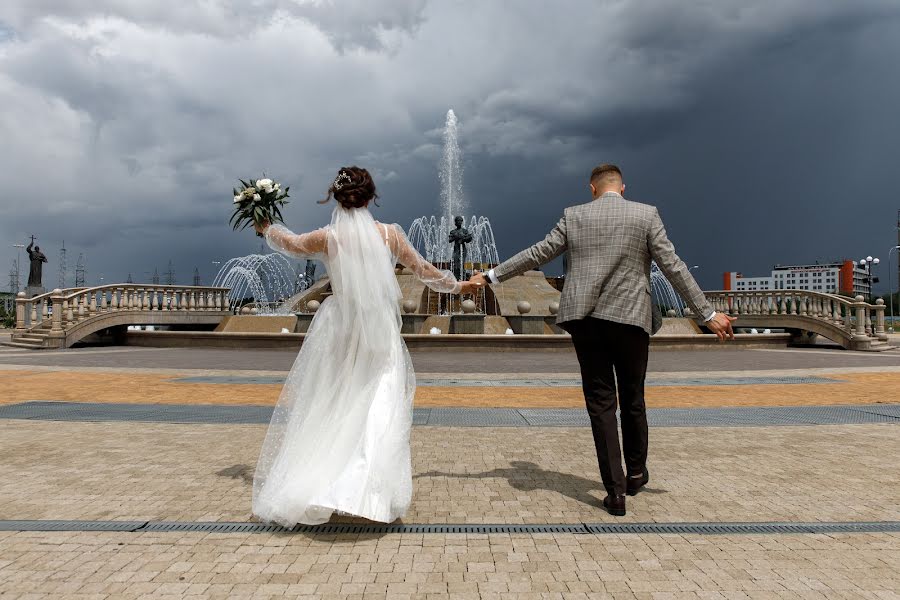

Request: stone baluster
left=41, top=298, right=49, bottom=323
left=198, top=291, right=207, bottom=310
left=853, top=296, right=868, bottom=340
left=874, top=298, right=887, bottom=341
left=50, top=290, right=64, bottom=334
left=15, top=292, right=26, bottom=331
left=832, top=299, right=841, bottom=324
left=779, top=295, right=787, bottom=315
left=66, top=297, right=74, bottom=323
left=61, top=299, right=69, bottom=327
left=30, top=299, right=38, bottom=325
left=89, top=290, right=98, bottom=314
left=216, top=290, right=224, bottom=311
left=150, top=288, right=158, bottom=311
left=180, top=290, right=188, bottom=311
left=100, top=289, right=108, bottom=312
left=188, top=291, right=196, bottom=311
left=77, top=294, right=86, bottom=321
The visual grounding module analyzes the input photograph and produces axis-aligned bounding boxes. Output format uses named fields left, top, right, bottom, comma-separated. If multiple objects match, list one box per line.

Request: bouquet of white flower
left=230, top=177, right=290, bottom=237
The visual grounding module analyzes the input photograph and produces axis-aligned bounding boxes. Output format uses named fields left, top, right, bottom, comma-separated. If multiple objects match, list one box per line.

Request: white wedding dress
left=251, top=205, right=460, bottom=526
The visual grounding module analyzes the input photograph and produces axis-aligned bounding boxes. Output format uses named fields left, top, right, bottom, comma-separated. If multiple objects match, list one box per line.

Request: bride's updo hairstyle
left=319, top=166, right=379, bottom=209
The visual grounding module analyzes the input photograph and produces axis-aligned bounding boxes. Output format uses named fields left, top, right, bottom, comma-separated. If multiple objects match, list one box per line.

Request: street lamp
left=689, top=265, right=700, bottom=272
left=888, top=246, right=900, bottom=333
left=859, top=256, right=880, bottom=302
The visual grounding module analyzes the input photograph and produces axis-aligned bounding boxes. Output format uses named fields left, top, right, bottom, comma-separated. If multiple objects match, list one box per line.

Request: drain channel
left=2, top=520, right=898, bottom=535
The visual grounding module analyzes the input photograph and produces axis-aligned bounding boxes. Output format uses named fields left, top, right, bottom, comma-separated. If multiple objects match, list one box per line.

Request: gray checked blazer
left=492, top=192, right=714, bottom=335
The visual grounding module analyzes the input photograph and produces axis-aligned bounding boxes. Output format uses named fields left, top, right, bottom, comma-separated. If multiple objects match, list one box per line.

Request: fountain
left=650, top=262, right=687, bottom=317
left=212, top=253, right=311, bottom=315
left=408, top=110, right=501, bottom=315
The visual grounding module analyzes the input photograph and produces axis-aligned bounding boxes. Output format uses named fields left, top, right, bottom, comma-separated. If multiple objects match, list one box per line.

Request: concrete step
left=1, top=341, right=45, bottom=349
left=868, top=341, right=895, bottom=352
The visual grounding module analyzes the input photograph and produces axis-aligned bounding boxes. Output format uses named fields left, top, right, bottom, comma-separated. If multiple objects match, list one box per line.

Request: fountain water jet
left=212, top=253, right=311, bottom=315
left=408, top=110, right=500, bottom=314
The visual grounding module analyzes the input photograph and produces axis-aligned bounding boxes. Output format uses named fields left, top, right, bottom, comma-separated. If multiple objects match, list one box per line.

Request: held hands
left=458, top=271, right=489, bottom=296
left=706, top=312, right=738, bottom=341
left=468, top=271, right=488, bottom=288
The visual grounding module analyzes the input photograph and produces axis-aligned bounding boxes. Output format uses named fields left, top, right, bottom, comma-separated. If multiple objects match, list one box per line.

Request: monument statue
left=448, top=215, right=473, bottom=281
left=26, top=236, right=47, bottom=292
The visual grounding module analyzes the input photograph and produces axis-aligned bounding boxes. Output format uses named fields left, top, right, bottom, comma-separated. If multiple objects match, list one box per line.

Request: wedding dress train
left=251, top=205, right=459, bottom=526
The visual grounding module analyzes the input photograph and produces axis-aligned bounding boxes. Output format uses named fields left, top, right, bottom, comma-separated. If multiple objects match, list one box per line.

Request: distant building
left=724, top=260, right=871, bottom=297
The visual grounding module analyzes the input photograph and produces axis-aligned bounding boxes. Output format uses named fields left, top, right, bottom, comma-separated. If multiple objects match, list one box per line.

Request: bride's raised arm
left=388, top=224, right=461, bottom=294
left=263, top=223, right=329, bottom=259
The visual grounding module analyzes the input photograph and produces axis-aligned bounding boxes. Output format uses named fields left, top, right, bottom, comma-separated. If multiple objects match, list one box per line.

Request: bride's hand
left=254, top=220, right=270, bottom=235
left=458, top=281, right=479, bottom=295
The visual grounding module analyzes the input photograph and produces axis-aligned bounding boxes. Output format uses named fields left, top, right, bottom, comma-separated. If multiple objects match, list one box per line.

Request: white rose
left=253, top=193, right=261, bottom=202
left=233, top=195, right=242, bottom=203
left=256, top=178, right=273, bottom=190
left=273, top=183, right=280, bottom=191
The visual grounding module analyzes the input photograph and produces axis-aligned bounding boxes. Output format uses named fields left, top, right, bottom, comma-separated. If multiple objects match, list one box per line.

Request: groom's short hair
left=590, top=164, right=623, bottom=186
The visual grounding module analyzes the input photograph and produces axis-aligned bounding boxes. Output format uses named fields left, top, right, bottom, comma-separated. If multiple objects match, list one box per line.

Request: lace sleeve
left=263, top=223, right=329, bottom=260
left=389, top=224, right=461, bottom=294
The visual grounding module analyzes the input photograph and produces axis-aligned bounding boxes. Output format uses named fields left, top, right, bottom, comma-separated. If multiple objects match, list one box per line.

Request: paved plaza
left=0, top=341, right=899, bottom=598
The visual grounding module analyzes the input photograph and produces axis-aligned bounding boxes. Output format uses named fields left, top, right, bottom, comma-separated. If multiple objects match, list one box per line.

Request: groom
left=469, top=164, right=736, bottom=516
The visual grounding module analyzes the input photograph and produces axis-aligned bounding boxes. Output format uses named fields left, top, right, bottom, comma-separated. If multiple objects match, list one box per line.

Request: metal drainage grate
left=1, top=520, right=899, bottom=535
left=0, top=520, right=147, bottom=532
left=584, top=522, right=900, bottom=535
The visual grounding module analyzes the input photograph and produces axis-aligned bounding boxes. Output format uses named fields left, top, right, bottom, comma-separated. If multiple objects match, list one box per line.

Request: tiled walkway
left=1, top=344, right=899, bottom=598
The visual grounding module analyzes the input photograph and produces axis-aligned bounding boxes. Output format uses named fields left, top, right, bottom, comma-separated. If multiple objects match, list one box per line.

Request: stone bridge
left=703, top=290, right=891, bottom=351
left=7, top=285, right=230, bottom=349
left=4, top=285, right=893, bottom=352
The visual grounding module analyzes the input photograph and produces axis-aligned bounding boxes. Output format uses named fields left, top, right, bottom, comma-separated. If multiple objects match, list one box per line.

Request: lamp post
left=888, top=246, right=900, bottom=333
left=689, top=265, right=700, bottom=272
left=859, top=256, right=880, bottom=302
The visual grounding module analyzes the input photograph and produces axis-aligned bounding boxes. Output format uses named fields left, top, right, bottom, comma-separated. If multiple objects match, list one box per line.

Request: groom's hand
left=707, top=313, right=738, bottom=341
left=469, top=271, right=488, bottom=288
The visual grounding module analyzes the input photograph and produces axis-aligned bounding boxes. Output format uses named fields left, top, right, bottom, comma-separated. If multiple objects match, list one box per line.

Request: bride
left=251, top=166, right=477, bottom=526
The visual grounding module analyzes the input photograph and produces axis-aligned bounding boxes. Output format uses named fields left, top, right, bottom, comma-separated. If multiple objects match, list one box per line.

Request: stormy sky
left=2, top=1, right=900, bottom=292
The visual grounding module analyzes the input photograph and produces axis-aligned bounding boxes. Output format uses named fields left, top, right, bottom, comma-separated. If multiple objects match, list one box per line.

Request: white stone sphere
left=516, top=301, right=531, bottom=314
left=461, top=299, right=476, bottom=313
left=402, top=299, right=418, bottom=314
left=548, top=301, right=559, bottom=315
left=240, top=306, right=251, bottom=315
left=666, top=309, right=677, bottom=318
left=307, top=300, right=321, bottom=313
left=250, top=307, right=259, bottom=315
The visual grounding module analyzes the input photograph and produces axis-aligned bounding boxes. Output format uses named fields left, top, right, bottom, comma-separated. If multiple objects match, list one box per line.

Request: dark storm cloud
left=1, top=1, right=899, bottom=291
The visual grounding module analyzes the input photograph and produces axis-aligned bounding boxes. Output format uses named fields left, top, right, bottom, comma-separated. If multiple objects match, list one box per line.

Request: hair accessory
left=333, top=171, right=352, bottom=190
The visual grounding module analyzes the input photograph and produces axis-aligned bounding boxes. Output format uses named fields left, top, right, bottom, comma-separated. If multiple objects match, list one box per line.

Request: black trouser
left=564, top=317, right=650, bottom=497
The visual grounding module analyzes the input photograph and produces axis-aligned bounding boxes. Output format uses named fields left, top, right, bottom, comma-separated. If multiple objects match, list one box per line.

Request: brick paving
left=1, top=529, right=898, bottom=599
left=1, top=344, right=899, bottom=597
left=1, top=421, right=898, bottom=525
left=2, top=368, right=900, bottom=409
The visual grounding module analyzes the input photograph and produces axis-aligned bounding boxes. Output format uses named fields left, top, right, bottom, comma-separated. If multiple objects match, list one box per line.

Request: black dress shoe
left=626, top=469, right=649, bottom=496
left=603, top=494, right=626, bottom=516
